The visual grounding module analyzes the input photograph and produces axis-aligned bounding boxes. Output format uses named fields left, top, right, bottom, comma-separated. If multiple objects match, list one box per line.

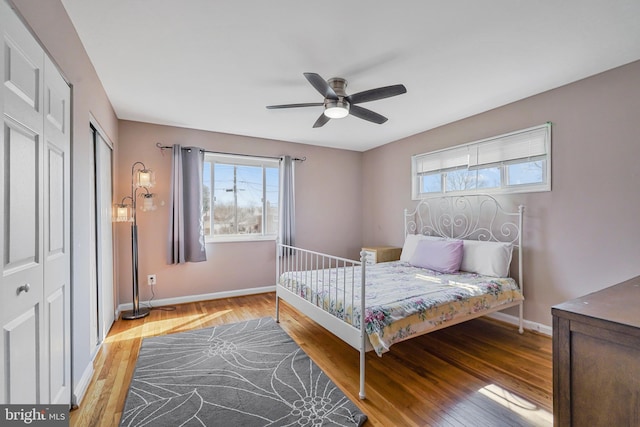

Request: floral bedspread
left=279, top=261, right=523, bottom=356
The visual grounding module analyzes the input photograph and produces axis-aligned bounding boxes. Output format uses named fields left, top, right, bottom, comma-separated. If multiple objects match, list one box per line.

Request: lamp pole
left=121, top=161, right=151, bottom=320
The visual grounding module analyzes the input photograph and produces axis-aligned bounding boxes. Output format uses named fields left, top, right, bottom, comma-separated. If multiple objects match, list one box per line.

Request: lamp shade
left=140, top=193, right=156, bottom=212
left=135, top=169, right=155, bottom=188
left=113, top=203, right=132, bottom=222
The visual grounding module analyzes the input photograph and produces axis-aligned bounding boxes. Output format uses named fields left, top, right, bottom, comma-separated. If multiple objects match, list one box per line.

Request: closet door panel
left=46, top=287, right=66, bottom=403
left=3, top=307, right=40, bottom=403
left=47, top=147, right=65, bottom=255
left=2, top=4, right=42, bottom=133
left=42, top=55, right=70, bottom=405
left=5, top=122, right=40, bottom=269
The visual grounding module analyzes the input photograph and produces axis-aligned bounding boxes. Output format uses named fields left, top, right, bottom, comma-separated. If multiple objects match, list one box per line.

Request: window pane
left=235, top=165, right=263, bottom=234
left=206, top=155, right=280, bottom=239
left=476, top=167, right=500, bottom=189
left=445, top=167, right=500, bottom=192
left=421, top=173, right=442, bottom=193
left=213, top=163, right=236, bottom=235
left=507, top=160, right=544, bottom=186
left=265, top=167, right=279, bottom=235
left=446, top=169, right=477, bottom=191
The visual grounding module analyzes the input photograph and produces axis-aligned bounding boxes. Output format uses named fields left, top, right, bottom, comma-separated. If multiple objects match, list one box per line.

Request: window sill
left=206, top=235, right=277, bottom=244
left=412, top=183, right=551, bottom=200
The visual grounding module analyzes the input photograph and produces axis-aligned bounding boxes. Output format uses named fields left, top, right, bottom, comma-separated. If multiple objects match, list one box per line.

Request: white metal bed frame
left=275, top=194, right=524, bottom=400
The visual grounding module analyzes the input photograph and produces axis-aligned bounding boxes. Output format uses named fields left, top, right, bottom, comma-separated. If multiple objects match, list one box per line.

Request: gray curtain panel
left=278, top=155, right=295, bottom=255
left=167, top=144, right=207, bottom=264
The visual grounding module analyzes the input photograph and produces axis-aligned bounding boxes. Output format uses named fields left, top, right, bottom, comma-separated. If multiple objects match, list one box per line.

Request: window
left=412, top=123, right=551, bottom=199
left=203, top=153, right=279, bottom=241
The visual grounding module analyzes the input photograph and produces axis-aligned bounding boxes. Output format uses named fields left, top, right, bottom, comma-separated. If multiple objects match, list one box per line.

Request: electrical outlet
left=147, top=274, right=157, bottom=286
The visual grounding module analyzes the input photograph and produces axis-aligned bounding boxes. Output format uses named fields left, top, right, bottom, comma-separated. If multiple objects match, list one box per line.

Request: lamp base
left=121, top=307, right=150, bottom=320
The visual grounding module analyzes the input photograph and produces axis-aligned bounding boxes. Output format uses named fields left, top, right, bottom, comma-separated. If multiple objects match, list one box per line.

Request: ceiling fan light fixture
left=324, top=99, right=350, bottom=119
left=266, top=73, right=406, bottom=127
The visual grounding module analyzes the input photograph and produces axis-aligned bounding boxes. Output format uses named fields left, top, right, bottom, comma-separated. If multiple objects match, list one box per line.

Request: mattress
left=278, top=261, right=523, bottom=356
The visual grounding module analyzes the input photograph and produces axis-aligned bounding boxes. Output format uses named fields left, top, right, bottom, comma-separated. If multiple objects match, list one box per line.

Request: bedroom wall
left=116, top=120, right=362, bottom=305
left=362, top=59, right=640, bottom=328
left=10, top=0, right=119, bottom=403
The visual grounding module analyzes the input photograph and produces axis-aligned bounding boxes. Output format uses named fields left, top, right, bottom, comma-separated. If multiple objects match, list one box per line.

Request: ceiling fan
left=266, top=72, right=407, bottom=128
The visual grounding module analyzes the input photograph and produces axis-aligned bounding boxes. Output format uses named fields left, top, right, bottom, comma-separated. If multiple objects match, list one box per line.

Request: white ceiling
left=61, top=0, right=640, bottom=152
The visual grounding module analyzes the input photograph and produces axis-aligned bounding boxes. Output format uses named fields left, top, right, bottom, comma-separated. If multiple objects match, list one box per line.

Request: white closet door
left=0, top=0, right=71, bottom=405
left=95, top=131, right=115, bottom=341
left=0, top=0, right=46, bottom=403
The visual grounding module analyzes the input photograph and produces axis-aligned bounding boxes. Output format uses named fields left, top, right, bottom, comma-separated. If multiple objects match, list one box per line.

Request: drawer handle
left=16, top=283, right=30, bottom=295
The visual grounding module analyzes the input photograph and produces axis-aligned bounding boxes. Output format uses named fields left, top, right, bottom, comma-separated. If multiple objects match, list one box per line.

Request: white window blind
left=469, top=124, right=549, bottom=168
left=209, top=153, right=278, bottom=168
left=414, top=123, right=550, bottom=174
left=415, top=146, right=469, bottom=174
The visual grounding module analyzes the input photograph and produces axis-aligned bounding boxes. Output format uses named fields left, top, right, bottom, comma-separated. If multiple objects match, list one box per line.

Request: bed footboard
left=275, top=243, right=368, bottom=399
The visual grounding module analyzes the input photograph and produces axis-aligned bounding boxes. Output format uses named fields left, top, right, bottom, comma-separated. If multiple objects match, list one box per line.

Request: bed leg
left=518, top=301, right=524, bottom=334
left=359, top=347, right=366, bottom=400
left=275, top=295, right=280, bottom=323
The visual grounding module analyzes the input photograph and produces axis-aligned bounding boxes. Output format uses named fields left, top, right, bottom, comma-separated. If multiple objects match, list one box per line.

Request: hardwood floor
left=70, top=293, right=552, bottom=426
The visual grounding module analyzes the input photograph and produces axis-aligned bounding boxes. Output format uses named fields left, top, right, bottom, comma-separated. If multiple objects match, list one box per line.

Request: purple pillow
left=409, top=239, right=463, bottom=274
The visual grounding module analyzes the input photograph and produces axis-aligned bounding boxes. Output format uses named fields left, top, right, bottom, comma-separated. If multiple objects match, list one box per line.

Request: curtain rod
left=155, top=143, right=306, bottom=162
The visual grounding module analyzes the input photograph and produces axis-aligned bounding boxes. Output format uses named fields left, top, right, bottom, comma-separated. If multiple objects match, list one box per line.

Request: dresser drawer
left=363, top=250, right=377, bottom=265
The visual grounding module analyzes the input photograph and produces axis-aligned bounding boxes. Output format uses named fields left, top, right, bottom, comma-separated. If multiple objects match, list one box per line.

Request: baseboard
left=117, top=285, right=276, bottom=313
left=72, top=362, right=95, bottom=407
left=486, top=311, right=552, bottom=336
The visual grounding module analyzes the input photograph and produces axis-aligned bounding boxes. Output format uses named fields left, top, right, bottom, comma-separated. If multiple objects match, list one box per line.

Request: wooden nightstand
left=361, top=246, right=402, bottom=265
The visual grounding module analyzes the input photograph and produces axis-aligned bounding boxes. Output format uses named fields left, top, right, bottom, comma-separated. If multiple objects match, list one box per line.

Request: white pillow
left=400, top=234, right=443, bottom=262
left=460, top=240, right=513, bottom=278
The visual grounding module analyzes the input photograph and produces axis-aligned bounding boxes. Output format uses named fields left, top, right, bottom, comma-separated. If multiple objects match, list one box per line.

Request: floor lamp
left=114, top=161, right=156, bottom=320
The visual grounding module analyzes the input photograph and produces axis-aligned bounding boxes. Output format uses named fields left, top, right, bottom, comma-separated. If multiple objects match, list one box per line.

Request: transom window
left=203, top=153, right=279, bottom=241
left=412, top=123, right=551, bottom=199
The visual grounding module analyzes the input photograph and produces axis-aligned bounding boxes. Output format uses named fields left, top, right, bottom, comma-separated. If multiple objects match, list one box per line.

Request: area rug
left=119, top=317, right=367, bottom=426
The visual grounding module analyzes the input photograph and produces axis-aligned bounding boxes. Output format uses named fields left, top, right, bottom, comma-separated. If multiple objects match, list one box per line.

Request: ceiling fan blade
left=266, top=102, right=324, bottom=109
left=313, top=113, right=331, bottom=128
left=349, top=105, right=388, bottom=124
left=347, top=84, right=407, bottom=104
left=304, top=72, right=338, bottom=100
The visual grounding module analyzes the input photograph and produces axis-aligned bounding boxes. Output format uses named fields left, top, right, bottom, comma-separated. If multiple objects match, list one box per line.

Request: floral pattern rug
left=119, top=317, right=367, bottom=427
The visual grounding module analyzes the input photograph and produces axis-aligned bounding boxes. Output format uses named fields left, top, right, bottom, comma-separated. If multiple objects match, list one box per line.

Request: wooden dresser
left=552, top=275, right=640, bottom=427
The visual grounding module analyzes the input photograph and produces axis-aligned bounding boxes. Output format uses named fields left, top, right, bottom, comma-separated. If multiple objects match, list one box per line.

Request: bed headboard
left=404, top=194, right=524, bottom=249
